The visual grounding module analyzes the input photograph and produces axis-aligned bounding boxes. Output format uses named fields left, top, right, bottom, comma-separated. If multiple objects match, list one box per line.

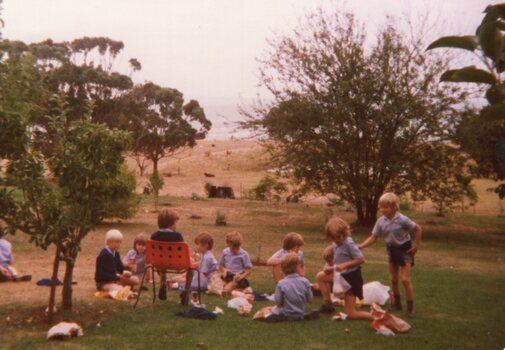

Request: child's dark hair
left=282, top=232, right=304, bottom=250
left=195, top=232, right=214, bottom=250
left=225, top=231, right=242, bottom=248
left=158, top=209, right=179, bottom=229
left=281, top=253, right=300, bottom=275
left=133, top=232, right=148, bottom=252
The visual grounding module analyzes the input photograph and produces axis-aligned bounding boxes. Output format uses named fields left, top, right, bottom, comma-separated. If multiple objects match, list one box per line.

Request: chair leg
left=151, top=268, right=156, bottom=305
left=197, top=269, right=201, bottom=303
left=134, top=266, right=151, bottom=310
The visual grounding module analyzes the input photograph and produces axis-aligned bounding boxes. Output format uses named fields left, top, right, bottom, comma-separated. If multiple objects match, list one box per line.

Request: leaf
left=440, top=66, right=496, bottom=84
left=426, top=36, right=478, bottom=52
left=478, top=22, right=503, bottom=61
left=480, top=103, right=505, bottom=121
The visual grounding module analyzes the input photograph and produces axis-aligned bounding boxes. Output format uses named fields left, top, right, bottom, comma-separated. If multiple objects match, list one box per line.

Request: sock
left=394, top=294, right=402, bottom=309
left=407, top=300, right=414, bottom=313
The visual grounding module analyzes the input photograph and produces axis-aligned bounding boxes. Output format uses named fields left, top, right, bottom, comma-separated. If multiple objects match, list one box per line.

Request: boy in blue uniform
left=190, top=232, right=218, bottom=291
left=267, top=232, right=306, bottom=282
left=0, top=226, right=31, bottom=282
left=269, top=252, right=313, bottom=321
left=359, top=192, right=422, bottom=317
left=218, top=231, right=252, bottom=293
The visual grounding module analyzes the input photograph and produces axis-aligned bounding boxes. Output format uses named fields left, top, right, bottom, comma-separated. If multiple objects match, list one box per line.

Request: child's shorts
left=341, top=268, right=364, bottom=300
left=222, top=272, right=250, bottom=289
left=387, top=241, right=414, bottom=267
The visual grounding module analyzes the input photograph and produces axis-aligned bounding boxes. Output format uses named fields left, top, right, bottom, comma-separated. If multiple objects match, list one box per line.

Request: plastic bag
left=253, top=306, right=274, bottom=320
left=363, top=281, right=390, bottom=305
left=370, top=303, right=411, bottom=333
left=332, top=271, right=351, bottom=295
left=206, top=271, right=223, bottom=296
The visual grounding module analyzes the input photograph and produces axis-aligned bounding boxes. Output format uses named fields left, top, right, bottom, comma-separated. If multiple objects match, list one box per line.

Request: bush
left=215, top=211, right=227, bottom=226
left=250, top=175, right=288, bottom=201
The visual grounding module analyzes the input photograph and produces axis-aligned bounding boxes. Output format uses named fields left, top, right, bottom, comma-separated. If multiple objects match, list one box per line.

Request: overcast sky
left=2, top=0, right=490, bottom=138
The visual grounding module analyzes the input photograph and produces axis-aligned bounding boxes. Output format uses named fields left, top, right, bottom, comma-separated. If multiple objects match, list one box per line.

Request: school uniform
left=372, top=212, right=416, bottom=266
left=272, top=273, right=313, bottom=321
left=333, top=237, right=364, bottom=299
left=150, top=228, right=184, bottom=242
left=123, top=249, right=146, bottom=278
left=218, top=247, right=252, bottom=289
left=270, top=249, right=305, bottom=267
left=190, top=250, right=218, bottom=290
left=95, top=247, right=124, bottom=290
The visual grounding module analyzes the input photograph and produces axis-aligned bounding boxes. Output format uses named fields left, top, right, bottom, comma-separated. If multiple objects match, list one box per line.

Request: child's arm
left=233, top=267, right=251, bottom=282
left=407, top=224, right=422, bottom=255
left=218, top=264, right=228, bottom=277
left=334, top=257, right=365, bottom=272
left=358, top=235, right=377, bottom=249
left=266, top=256, right=282, bottom=266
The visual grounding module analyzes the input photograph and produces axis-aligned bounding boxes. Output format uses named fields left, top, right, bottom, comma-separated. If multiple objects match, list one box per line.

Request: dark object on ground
left=176, top=306, right=217, bottom=320
left=253, top=292, right=270, bottom=302
left=37, top=278, right=60, bottom=286
left=304, top=311, right=320, bottom=320
left=189, top=214, right=203, bottom=219
left=208, top=186, right=235, bottom=199
left=319, top=303, right=336, bottom=314
left=159, top=284, right=167, bottom=300
left=204, top=172, right=215, bottom=177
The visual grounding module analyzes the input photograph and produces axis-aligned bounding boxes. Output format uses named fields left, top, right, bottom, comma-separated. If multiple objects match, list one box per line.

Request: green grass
left=0, top=197, right=504, bottom=349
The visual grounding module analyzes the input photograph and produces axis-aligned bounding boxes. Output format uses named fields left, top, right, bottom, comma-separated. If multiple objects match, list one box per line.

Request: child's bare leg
left=401, top=263, right=414, bottom=315
left=271, top=265, right=284, bottom=283
left=316, top=271, right=333, bottom=301
left=102, top=283, right=122, bottom=293
left=344, top=294, right=372, bottom=320
left=121, top=276, right=140, bottom=287
left=389, top=263, right=402, bottom=309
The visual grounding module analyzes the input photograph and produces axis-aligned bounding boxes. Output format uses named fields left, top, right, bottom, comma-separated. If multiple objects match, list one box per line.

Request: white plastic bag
left=332, top=271, right=351, bottom=295
left=363, top=281, right=390, bottom=305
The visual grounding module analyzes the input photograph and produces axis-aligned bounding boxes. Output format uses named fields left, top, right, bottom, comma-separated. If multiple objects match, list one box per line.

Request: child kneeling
left=267, top=252, right=313, bottom=321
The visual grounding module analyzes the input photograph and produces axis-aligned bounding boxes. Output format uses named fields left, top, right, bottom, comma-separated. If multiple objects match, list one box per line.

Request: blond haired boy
left=218, top=231, right=252, bottom=293
left=267, top=232, right=306, bottom=282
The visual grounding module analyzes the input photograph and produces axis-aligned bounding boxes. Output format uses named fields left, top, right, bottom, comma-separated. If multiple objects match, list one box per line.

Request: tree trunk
left=152, top=158, right=158, bottom=174
left=355, top=199, right=365, bottom=225
left=47, top=244, right=62, bottom=321
left=62, top=257, right=75, bottom=311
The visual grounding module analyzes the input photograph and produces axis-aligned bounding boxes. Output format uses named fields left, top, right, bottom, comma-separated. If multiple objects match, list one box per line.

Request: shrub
left=215, top=211, right=227, bottom=226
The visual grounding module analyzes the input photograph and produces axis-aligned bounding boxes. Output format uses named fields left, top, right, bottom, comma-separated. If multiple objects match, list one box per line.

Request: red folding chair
left=133, top=240, right=200, bottom=309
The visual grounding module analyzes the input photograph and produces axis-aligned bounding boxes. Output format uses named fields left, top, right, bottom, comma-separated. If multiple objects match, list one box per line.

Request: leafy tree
left=149, top=170, right=164, bottom=210
left=127, top=82, right=212, bottom=174
left=0, top=103, right=135, bottom=312
left=249, top=175, right=288, bottom=201
left=244, top=11, right=469, bottom=225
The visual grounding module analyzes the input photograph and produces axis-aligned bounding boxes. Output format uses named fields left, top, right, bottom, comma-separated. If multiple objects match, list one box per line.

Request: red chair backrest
left=145, top=240, right=192, bottom=271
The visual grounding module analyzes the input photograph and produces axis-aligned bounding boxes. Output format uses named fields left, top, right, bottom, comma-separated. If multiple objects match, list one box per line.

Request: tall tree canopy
left=244, top=11, right=470, bottom=225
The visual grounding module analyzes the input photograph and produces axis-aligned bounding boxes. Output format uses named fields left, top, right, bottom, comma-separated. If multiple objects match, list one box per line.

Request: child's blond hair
left=325, top=217, right=351, bottom=239
left=225, top=231, right=243, bottom=248
left=282, top=232, right=304, bottom=250
left=323, top=245, right=334, bottom=263
left=281, top=252, right=300, bottom=275
left=158, top=209, right=179, bottom=229
left=105, top=229, right=123, bottom=243
left=378, top=192, right=399, bottom=211
left=195, top=232, right=214, bottom=250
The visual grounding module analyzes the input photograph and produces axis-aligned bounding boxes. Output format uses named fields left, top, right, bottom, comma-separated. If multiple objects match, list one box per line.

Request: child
left=358, top=192, right=422, bottom=317
left=190, top=232, right=218, bottom=291
left=266, top=232, right=305, bottom=282
left=316, top=217, right=372, bottom=320
left=95, top=229, right=139, bottom=292
left=150, top=209, right=193, bottom=303
left=0, top=226, right=31, bottom=282
left=311, top=245, right=334, bottom=294
left=268, top=253, right=313, bottom=321
left=122, top=232, right=148, bottom=281
left=218, top=231, right=252, bottom=293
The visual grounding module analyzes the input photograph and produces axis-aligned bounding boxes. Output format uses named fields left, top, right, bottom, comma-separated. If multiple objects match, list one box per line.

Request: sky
left=2, top=0, right=490, bottom=139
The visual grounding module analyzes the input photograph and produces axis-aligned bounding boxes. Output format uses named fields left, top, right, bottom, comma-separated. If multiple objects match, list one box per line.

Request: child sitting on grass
left=267, top=232, right=306, bottom=282
left=218, top=231, right=252, bottom=294
left=267, top=252, right=313, bottom=321
left=316, top=217, right=372, bottom=320
left=122, top=232, right=148, bottom=286
left=0, top=226, right=31, bottom=282
left=358, top=192, right=422, bottom=317
left=190, top=232, right=218, bottom=291
left=95, top=229, right=139, bottom=292
left=311, top=245, right=334, bottom=295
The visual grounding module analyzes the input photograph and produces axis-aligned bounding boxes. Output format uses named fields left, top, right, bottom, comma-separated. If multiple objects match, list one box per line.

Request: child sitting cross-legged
left=95, top=229, right=140, bottom=293
left=122, top=232, right=148, bottom=288
left=189, top=232, right=218, bottom=291
left=218, top=231, right=252, bottom=294
left=266, top=232, right=306, bottom=283
left=266, top=252, right=313, bottom=322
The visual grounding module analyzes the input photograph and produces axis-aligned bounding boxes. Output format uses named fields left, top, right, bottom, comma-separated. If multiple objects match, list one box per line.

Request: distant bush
left=191, top=192, right=205, bottom=201
left=215, top=211, right=227, bottom=226
left=249, top=175, right=288, bottom=201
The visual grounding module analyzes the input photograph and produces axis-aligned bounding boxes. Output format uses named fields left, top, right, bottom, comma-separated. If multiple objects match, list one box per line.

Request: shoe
left=319, top=303, right=336, bottom=314
left=158, top=285, right=167, bottom=300
left=13, top=275, right=32, bottom=282
left=407, top=309, right=414, bottom=318
left=388, top=304, right=402, bottom=312
left=180, top=291, right=189, bottom=305
left=304, top=311, right=320, bottom=320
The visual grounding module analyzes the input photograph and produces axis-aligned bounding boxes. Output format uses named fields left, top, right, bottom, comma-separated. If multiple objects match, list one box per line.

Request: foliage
left=215, top=210, right=227, bottom=226
left=244, top=10, right=468, bottom=225
left=204, top=182, right=213, bottom=197
left=249, top=175, right=288, bottom=201
left=0, top=102, right=136, bottom=311
left=149, top=170, right=164, bottom=210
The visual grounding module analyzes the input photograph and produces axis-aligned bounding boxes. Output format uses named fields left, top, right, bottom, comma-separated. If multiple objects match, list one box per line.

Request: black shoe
left=158, top=285, right=167, bottom=300
left=304, top=311, right=320, bottom=320
left=319, top=303, right=336, bottom=314
left=388, top=304, right=402, bottom=312
left=180, top=291, right=188, bottom=305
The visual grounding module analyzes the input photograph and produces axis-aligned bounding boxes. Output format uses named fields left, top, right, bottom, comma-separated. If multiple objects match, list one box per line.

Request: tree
left=244, top=10, right=468, bottom=225
left=0, top=103, right=136, bottom=312
left=127, top=82, right=212, bottom=174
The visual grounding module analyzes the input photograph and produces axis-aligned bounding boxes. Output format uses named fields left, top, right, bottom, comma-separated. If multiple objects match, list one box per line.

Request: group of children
left=94, top=192, right=422, bottom=321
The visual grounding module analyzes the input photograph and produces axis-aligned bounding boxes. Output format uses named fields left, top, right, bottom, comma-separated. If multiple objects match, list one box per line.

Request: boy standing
left=269, top=253, right=313, bottom=321
left=358, top=192, right=422, bottom=317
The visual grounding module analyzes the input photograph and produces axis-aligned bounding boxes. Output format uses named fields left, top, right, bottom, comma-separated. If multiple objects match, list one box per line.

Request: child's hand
left=221, top=268, right=229, bottom=278
left=323, top=266, right=334, bottom=275
left=407, top=246, right=418, bottom=256
left=334, top=264, right=345, bottom=272
left=233, top=274, right=242, bottom=282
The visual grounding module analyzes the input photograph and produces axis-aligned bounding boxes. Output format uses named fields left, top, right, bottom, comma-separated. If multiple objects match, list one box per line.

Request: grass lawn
left=0, top=196, right=504, bottom=350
